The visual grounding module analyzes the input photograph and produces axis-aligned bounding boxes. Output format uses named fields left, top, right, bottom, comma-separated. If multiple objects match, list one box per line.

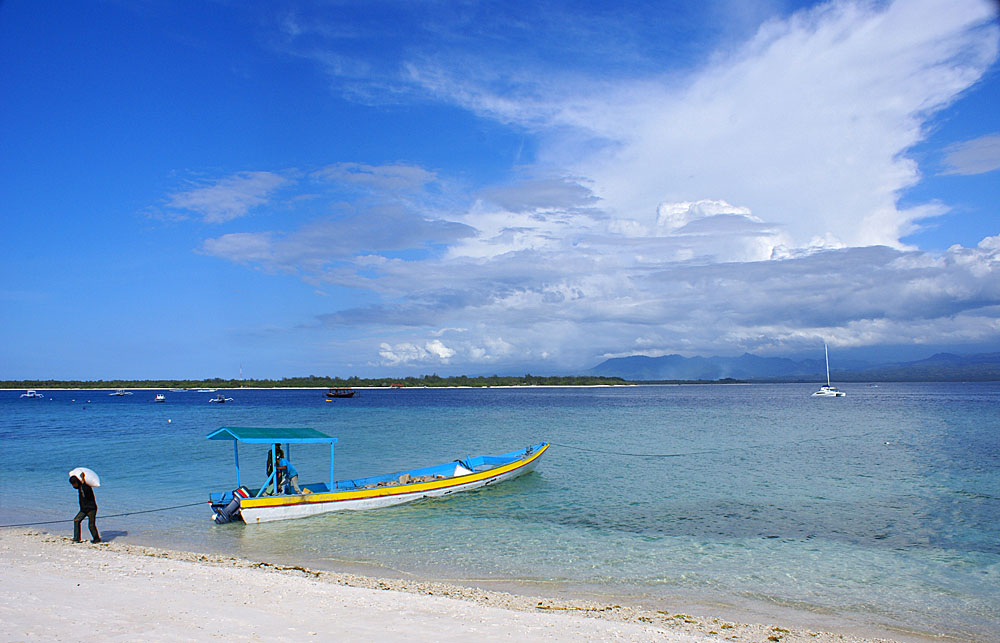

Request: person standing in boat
left=70, top=473, right=100, bottom=543
left=265, top=445, right=283, bottom=495
left=276, top=447, right=302, bottom=494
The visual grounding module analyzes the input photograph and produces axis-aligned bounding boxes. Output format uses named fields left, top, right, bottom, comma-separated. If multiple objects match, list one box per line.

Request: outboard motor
left=211, top=486, right=250, bottom=524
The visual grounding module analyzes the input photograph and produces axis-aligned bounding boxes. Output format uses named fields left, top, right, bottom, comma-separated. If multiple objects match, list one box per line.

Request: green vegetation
left=1, top=374, right=640, bottom=389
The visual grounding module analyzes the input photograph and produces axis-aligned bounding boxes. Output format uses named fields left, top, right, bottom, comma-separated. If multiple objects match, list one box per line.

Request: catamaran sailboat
left=812, top=343, right=846, bottom=397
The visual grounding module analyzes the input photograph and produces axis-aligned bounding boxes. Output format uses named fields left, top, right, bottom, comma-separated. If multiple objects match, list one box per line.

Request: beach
left=2, top=530, right=904, bottom=642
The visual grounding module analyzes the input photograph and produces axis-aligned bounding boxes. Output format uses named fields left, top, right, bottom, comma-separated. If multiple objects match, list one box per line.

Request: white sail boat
left=812, top=342, right=846, bottom=397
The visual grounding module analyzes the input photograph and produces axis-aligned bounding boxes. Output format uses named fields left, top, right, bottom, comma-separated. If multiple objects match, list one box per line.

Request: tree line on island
left=1, top=374, right=746, bottom=389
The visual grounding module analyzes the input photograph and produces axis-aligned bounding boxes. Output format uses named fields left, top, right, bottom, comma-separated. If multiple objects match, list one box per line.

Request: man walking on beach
left=70, top=473, right=101, bottom=543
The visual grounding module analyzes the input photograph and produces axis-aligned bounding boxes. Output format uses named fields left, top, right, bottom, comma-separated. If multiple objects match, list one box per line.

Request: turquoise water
left=2, top=384, right=998, bottom=639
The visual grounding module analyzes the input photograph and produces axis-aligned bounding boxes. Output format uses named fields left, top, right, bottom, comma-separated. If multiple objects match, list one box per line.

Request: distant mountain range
left=588, top=351, right=1000, bottom=382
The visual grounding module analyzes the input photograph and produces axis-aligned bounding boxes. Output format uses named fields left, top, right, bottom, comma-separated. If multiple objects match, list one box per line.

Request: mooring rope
left=0, top=500, right=206, bottom=529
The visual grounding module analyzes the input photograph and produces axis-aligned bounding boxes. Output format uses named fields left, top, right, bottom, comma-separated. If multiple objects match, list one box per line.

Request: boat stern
left=210, top=486, right=250, bottom=524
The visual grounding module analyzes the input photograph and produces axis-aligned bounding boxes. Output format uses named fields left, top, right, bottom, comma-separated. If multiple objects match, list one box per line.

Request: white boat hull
left=236, top=446, right=545, bottom=524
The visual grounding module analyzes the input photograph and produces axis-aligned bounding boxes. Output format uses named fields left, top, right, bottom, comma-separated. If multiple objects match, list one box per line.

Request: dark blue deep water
left=2, top=383, right=998, bottom=639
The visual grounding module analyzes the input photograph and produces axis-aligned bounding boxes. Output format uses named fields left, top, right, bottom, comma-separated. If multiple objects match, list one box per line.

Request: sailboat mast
left=825, top=343, right=831, bottom=387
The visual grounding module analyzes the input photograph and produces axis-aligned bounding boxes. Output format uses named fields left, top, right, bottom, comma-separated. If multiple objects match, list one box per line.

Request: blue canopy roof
left=206, top=426, right=337, bottom=444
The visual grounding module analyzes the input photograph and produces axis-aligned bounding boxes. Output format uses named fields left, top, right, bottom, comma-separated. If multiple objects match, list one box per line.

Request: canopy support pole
left=330, top=443, right=335, bottom=490
left=234, top=441, right=241, bottom=488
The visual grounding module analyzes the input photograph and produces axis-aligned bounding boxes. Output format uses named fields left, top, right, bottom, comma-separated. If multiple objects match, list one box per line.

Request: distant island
left=0, top=374, right=745, bottom=390
left=588, top=351, right=1000, bottom=382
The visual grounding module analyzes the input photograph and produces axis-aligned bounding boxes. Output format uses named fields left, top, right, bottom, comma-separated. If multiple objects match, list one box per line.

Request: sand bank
left=1, top=530, right=900, bottom=642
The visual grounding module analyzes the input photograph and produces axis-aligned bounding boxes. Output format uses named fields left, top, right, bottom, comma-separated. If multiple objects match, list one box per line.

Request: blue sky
left=2, top=0, right=999, bottom=380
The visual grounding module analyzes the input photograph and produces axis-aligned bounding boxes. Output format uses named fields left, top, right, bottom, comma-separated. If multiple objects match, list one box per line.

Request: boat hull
left=236, top=443, right=547, bottom=524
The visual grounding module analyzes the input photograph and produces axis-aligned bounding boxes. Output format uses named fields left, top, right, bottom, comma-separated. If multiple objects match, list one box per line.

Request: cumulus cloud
left=377, top=334, right=517, bottom=367
left=167, top=172, right=287, bottom=223
left=378, top=339, right=455, bottom=366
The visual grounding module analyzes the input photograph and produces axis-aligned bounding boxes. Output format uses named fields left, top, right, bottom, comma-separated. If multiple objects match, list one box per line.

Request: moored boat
left=20, top=390, right=44, bottom=399
left=154, top=394, right=166, bottom=402
left=812, top=342, right=846, bottom=397
left=207, top=426, right=547, bottom=524
left=109, top=389, right=133, bottom=396
left=325, top=388, right=356, bottom=398
left=209, top=393, right=234, bottom=403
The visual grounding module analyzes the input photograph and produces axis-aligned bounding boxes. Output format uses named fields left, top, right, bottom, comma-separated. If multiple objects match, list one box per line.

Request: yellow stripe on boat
left=241, top=443, right=548, bottom=510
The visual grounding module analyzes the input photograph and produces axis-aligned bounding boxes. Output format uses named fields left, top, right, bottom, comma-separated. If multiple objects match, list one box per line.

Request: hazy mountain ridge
left=588, top=352, right=1000, bottom=382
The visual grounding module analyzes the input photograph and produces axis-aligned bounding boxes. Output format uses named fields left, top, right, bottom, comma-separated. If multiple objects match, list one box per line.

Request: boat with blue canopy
left=207, top=426, right=547, bottom=525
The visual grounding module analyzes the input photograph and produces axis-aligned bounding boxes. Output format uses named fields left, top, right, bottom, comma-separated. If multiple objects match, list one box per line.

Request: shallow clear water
left=2, top=384, right=998, bottom=639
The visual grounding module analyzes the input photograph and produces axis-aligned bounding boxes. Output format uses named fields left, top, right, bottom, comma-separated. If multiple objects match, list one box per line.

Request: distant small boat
left=109, top=389, right=133, bottom=396
left=326, top=388, right=356, bottom=398
left=155, top=394, right=166, bottom=403
left=209, top=393, right=234, bottom=403
left=197, top=388, right=218, bottom=393
left=812, top=343, right=846, bottom=397
left=20, top=390, right=44, bottom=399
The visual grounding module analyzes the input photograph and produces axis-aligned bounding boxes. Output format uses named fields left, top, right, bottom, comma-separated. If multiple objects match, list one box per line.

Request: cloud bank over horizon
left=180, top=0, right=999, bottom=372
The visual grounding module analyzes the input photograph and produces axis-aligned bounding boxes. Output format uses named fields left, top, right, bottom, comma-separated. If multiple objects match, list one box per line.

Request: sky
left=2, top=0, right=999, bottom=380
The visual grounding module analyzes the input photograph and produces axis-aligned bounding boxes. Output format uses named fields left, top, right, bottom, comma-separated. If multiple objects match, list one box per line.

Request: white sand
left=1, top=530, right=900, bottom=642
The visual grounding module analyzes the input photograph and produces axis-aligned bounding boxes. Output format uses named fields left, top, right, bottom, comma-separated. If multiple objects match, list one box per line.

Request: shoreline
left=1, top=529, right=921, bottom=642
left=3, top=384, right=652, bottom=391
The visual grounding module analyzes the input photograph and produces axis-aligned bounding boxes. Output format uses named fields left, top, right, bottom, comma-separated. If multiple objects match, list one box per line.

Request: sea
left=1, top=383, right=997, bottom=640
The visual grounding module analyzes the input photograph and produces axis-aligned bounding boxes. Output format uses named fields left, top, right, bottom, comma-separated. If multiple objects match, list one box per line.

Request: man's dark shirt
left=78, top=484, right=97, bottom=512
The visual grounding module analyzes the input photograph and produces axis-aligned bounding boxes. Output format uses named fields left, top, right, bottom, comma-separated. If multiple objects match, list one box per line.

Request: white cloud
left=425, top=339, right=455, bottom=360
left=378, top=339, right=455, bottom=366
left=167, top=172, right=287, bottom=223
left=313, top=162, right=439, bottom=192
left=201, top=204, right=475, bottom=275
left=200, top=232, right=276, bottom=265
left=322, top=233, right=1000, bottom=370
left=656, top=200, right=755, bottom=233
left=478, top=177, right=600, bottom=213
left=941, top=133, right=1000, bottom=175
left=406, top=0, right=998, bottom=254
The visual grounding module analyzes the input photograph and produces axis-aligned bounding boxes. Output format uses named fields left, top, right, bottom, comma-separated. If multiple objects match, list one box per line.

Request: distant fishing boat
left=812, top=343, right=846, bottom=397
left=109, top=389, right=133, bottom=396
left=20, top=390, right=44, bottom=399
left=154, top=394, right=166, bottom=403
left=196, top=388, right=218, bottom=393
left=209, top=393, right=234, bottom=403
left=325, top=388, right=356, bottom=398
left=207, top=426, right=547, bottom=525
